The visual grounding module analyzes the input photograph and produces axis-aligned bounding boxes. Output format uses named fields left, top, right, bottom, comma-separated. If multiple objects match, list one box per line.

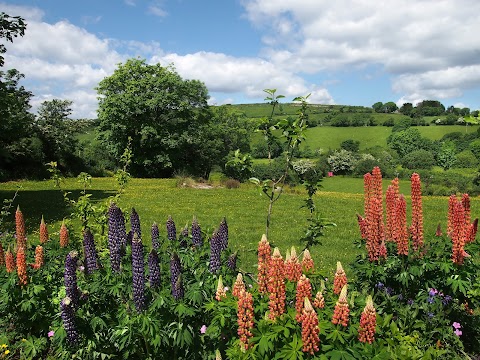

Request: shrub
left=327, top=149, right=357, bottom=174
left=454, top=150, right=478, bottom=168
left=340, top=139, right=360, bottom=153
left=224, top=178, right=240, bottom=189
left=401, top=149, right=436, bottom=169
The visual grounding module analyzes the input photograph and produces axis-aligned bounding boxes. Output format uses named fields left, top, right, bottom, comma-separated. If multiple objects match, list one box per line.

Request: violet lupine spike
left=83, top=228, right=99, bottom=274
left=107, top=203, right=126, bottom=271
left=227, top=252, right=238, bottom=271
left=191, top=216, right=202, bottom=247
left=130, top=208, right=141, bottom=240
left=61, top=296, right=79, bottom=345
left=167, top=215, right=177, bottom=241
left=132, top=233, right=146, bottom=312
left=180, top=224, right=188, bottom=248
left=151, top=222, right=160, bottom=251
left=209, top=230, right=222, bottom=273
left=170, top=252, right=184, bottom=300
left=64, top=251, right=80, bottom=308
left=148, top=249, right=161, bottom=289
left=218, top=217, right=228, bottom=251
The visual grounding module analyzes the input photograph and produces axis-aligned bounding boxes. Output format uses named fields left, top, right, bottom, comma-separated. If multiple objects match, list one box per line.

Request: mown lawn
left=0, top=176, right=477, bottom=276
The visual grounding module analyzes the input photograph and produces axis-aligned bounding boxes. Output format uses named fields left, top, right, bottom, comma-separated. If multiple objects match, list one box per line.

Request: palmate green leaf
left=325, top=349, right=357, bottom=360
left=274, top=334, right=303, bottom=360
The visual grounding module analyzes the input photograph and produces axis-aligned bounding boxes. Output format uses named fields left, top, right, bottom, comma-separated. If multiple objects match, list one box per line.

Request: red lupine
left=332, top=285, right=349, bottom=327
left=395, top=194, right=408, bottom=255
left=410, top=173, right=424, bottom=255
left=372, top=166, right=383, bottom=204
left=314, top=280, right=326, bottom=309
left=366, top=196, right=384, bottom=261
left=285, top=246, right=301, bottom=282
left=232, top=273, right=245, bottom=298
left=301, top=297, right=320, bottom=355
left=451, top=199, right=467, bottom=265
left=15, top=206, right=27, bottom=250
left=385, top=178, right=399, bottom=241
left=17, top=246, right=28, bottom=286
left=215, top=275, right=226, bottom=301
left=358, top=296, right=377, bottom=344
left=468, top=218, right=478, bottom=243
left=237, top=289, right=254, bottom=351
left=40, top=216, right=49, bottom=244
left=267, top=247, right=286, bottom=320
left=257, top=234, right=271, bottom=294
left=60, top=220, right=69, bottom=248
left=301, top=249, right=314, bottom=273
left=6, top=249, right=15, bottom=273
left=295, top=275, right=312, bottom=322
left=357, top=213, right=368, bottom=239
left=333, top=261, right=347, bottom=295
left=32, top=245, right=44, bottom=269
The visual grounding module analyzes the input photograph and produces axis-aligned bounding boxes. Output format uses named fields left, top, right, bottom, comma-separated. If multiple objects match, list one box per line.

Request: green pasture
left=1, top=177, right=477, bottom=276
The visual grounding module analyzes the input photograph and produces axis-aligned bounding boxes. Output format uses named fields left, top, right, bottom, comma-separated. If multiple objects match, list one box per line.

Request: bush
left=401, top=149, right=436, bottom=170
left=340, top=139, right=360, bottom=153
left=224, top=178, right=240, bottom=189
left=454, top=150, right=478, bottom=168
left=327, top=149, right=357, bottom=174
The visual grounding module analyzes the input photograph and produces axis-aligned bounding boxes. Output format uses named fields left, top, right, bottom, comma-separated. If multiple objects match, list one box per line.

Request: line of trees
left=373, top=99, right=477, bottom=118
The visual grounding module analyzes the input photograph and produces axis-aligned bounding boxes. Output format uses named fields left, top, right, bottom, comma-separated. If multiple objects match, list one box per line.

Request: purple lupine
left=108, top=203, right=127, bottom=271
left=61, top=296, right=79, bottom=345
left=148, top=249, right=161, bottom=289
left=166, top=215, right=177, bottom=241
left=64, top=251, right=80, bottom=308
left=130, top=208, right=141, bottom=241
left=132, top=233, right=146, bottom=312
left=151, top=222, right=160, bottom=251
left=209, top=230, right=222, bottom=273
left=170, top=252, right=184, bottom=300
left=218, top=217, right=228, bottom=251
left=191, top=216, right=202, bottom=247
left=180, top=225, right=188, bottom=248
left=83, top=228, right=99, bottom=274
left=227, top=252, right=238, bottom=271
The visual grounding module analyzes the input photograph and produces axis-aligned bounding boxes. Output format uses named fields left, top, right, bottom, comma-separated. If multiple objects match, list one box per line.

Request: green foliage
left=387, top=128, right=434, bottom=157
left=454, top=150, right=478, bottom=168
left=224, top=150, right=253, bottom=182
left=401, top=149, right=436, bottom=170
left=340, top=139, right=360, bottom=153
left=0, top=12, right=26, bottom=67
left=437, top=141, right=457, bottom=171
left=327, top=149, right=357, bottom=174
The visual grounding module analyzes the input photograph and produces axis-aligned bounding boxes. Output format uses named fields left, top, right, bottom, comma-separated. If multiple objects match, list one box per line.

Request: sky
left=3, top=0, right=480, bottom=118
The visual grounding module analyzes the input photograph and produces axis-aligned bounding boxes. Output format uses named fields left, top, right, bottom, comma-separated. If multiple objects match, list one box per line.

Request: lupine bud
left=313, top=291, right=325, bottom=309
left=333, top=261, right=347, bottom=295
left=61, top=297, right=79, bottom=345
left=215, top=349, right=222, bottom=360
left=130, top=208, right=141, bottom=241
left=215, top=275, right=227, bottom=301
left=107, top=203, right=126, bottom=272
left=191, top=216, right=202, bottom=247
left=39, top=216, right=49, bottom=244
left=180, top=224, right=188, bottom=248
left=267, top=247, right=286, bottom=320
left=170, top=253, right=184, bottom=300
left=257, top=234, right=271, bottom=294
left=358, top=295, right=377, bottom=344
left=60, top=220, right=69, bottom=248
left=237, top=289, right=254, bottom=351
left=285, top=246, right=302, bottom=282
left=295, top=275, right=312, bottom=322
left=332, top=285, right=349, bottom=327
left=5, top=249, right=15, bottom=273
left=410, top=173, right=424, bottom=255
left=15, top=206, right=27, bottom=250
left=227, top=252, right=238, bottom=271
left=301, top=297, right=320, bottom=355
left=151, top=222, right=160, bottom=251
left=132, top=233, right=146, bottom=312
left=148, top=249, right=161, bottom=289
left=16, top=246, right=28, bottom=286
left=302, top=249, right=314, bottom=273
left=209, top=230, right=222, bottom=273
left=65, top=251, right=79, bottom=308
left=218, top=217, right=228, bottom=251
left=166, top=215, right=177, bottom=241
left=232, top=273, right=245, bottom=298
left=0, top=242, right=4, bottom=267
left=32, top=245, right=44, bottom=269
left=83, top=228, right=99, bottom=274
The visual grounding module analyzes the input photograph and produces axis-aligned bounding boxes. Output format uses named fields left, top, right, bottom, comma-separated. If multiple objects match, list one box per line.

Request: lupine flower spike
left=130, top=208, right=141, bottom=240
left=395, top=194, right=408, bottom=255
left=108, top=203, right=126, bottom=272
left=166, top=215, right=177, bottom=241
left=332, top=285, right=349, bottom=327
left=61, top=297, right=78, bottom=345
left=288, top=246, right=302, bottom=282
left=358, top=295, right=377, bottom=344
left=257, top=234, right=271, bottom=294
left=64, top=251, right=80, bottom=308
left=59, top=220, right=69, bottom=248
left=132, top=233, right=146, bottom=312
left=313, top=280, right=326, bottom=309
left=333, top=261, right=347, bottom=295
left=302, top=249, right=314, bottom=272
left=151, top=222, right=160, bottom=251
left=191, top=216, right=202, bottom=247
left=83, top=228, right=99, bottom=274
left=410, top=173, right=424, bottom=255
left=16, top=206, right=27, bottom=250
left=237, top=289, right=254, bottom=351
left=39, top=216, right=49, bottom=244
left=148, top=249, right=161, bottom=289
left=232, top=273, right=245, bottom=298
left=16, top=246, right=28, bottom=286
left=267, top=247, right=286, bottom=320
left=209, top=230, right=222, bottom=273
left=295, top=275, right=312, bottom=322
left=451, top=199, right=467, bottom=265
left=218, top=217, right=228, bottom=251
left=215, top=350, right=222, bottom=360
left=301, top=297, right=320, bottom=355
left=216, top=275, right=227, bottom=301
left=5, top=248, right=15, bottom=273
left=170, top=253, right=184, bottom=300
left=32, top=245, right=44, bottom=269
left=227, top=252, right=238, bottom=271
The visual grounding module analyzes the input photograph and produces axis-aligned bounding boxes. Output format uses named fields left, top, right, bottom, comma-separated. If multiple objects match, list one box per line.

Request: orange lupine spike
left=33, top=245, right=44, bottom=269
left=59, top=220, right=69, bottom=248
left=5, top=249, right=15, bottom=273
left=15, top=206, right=27, bottom=250
left=301, top=297, right=320, bottom=355
left=313, top=290, right=325, bottom=309
left=358, top=296, right=377, bottom=344
left=366, top=196, right=384, bottom=261
left=267, top=247, right=286, bottom=320
left=410, top=173, right=424, bottom=255
left=232, top=273, right=245, bottom=298
left=372, top=166, right=383, bottom=204
left=237, top=289, right=254, bottom=351
left=363, top=172, right=373, bottom=217
left=301, top=249, right=314, bottom=273
left=332, top=285, right=349, bottom=327
left=462, top=193, right=471, bottom=227
left=395, top=194, right=408, bottom=255
left=285, top=246, right=301, bottom=282
left=215, top=275, right=226, bottom=301
left=451, top=199, right=467, bottom=265
left=257, top=234, right=271, bottom=294
left=40, top=216, right=49, bottom=244
left=385, top=179, right=399, bottom=241
left=333, top=261, right=347, bottom=295
left=16, top=246, right=28, bottom=286
left=295, top=275, right=312, bottom=322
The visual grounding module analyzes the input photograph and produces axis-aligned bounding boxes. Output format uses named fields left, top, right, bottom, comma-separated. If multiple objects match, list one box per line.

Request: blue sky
left=3, top=0, right=480, bottom=118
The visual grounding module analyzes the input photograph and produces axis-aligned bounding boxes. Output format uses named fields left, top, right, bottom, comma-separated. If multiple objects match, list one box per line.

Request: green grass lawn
left=1, top=176, right=477, bottom=276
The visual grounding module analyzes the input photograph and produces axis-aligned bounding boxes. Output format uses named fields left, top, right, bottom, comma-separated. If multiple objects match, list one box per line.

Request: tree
left=0, top=12, right=26, bottom=67
left=402, top=149, right=435, bottom=170
left=372, top=102, right=383, bottom=113
left=96, top=58, right=210, bottom=177
left=383, top=101, right=398, bottom=113
left=399, top=103, right=414, bottom=117
left=387, top=128, right=433, bottom=157
left=437, top=141, right=457, bottom=170
left=340, top=139, right=360, bottom=153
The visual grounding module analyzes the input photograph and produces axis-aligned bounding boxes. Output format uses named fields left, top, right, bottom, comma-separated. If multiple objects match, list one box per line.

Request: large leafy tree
left=96, top=58, right=211, bottom=177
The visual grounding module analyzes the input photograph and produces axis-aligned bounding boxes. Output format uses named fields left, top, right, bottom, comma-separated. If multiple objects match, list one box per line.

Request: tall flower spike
left=61, top=297, right=79, bottom=345
left=215, top=275, right=227, bottom=301
left=410, top=173, right=424, bottom=255
left=333, top=261, right=347, bottom=295
left=130, top=208, right=141, bottom=244
left=227, top=252, right=238, bottom=271
left=15, top=205, right=27, bottom=250
left=358, top=295, right=377, bottom=344
left=64, top=251, right=80, bottom=308
left=462, top=193, right=471, bottom=227
left=209, top=230, right=222, bottom=273
left=451, top=199, right=467, bottom=265
left=191, top=216, right=202, bottom=247
left=16, top=246, right=28, bottom=286
left=385, top=181, right=398, bottom=242
left=5, top=248, right=15, bottom=273
left=372, top=166, right=383, bottom=203
left=107, top=203, right=126, bottom=272
left=302, top=249, right=314, bottom=273
left=257, top=234, right=271, bottom=294
left=148, top=249, right=161, bottom=289
left=395, top=194, right=408, bottom=255
left=290, top=246, right=302, bottom=282
left=218, top=217, right=229, bottom=251
left=32, top=245, right=44, bottom=269
left=215, top=350, right=222, bottom=360
left=301, top=297, right=320, bottom=355
left=313, top=290, right=325, bottom=309
left=332, top=285, right=349, bottom=327
left=83, top=228, right=99, bottom=274
left=59, top=220, right=69, bottom=248
left=295, top=275, right=312, bottom=322
left=366, top=196, right=384, bottom=261
left=237, top=289, right=254, bottom=351
left=151, top=222, right=160, bottom=251
left=40, top=216, right=49, bottom=244
left=267, top=247, right=286, bottom=320
left=232, top=273, right=245, bottom=298
left=363, top=172, right=373, bottom=219
left=166, top=215, right=177, bottom=241
left=170, top=252, right=183, bottom=300
left=132, top=233, right=146, bottom=312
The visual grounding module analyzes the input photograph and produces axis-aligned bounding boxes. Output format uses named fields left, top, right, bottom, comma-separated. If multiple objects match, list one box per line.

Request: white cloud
left=148, top=5, right=168, bottom=18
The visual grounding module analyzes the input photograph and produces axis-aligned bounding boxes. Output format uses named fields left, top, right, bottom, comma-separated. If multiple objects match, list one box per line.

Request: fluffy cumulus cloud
left=242, top=0, right=480, bottom=104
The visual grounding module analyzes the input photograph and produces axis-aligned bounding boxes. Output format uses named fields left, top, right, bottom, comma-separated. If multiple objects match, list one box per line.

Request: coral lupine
left=15, top=206, right=27, bottom=250
left=333, top=261, right=347, bottom=295
left=332, top=285, right=349, bottom=327
left=5, top=249, right=15, bottom=273
left=358, top=295, right=377, bottom=344
left=61, top=296, right=78, bottom=345
left=16, top=246, right=28, bottom=286
left=257, top=234, right=271, bottom=294
left=148, top=249, right=161, bottom=289
left=39, top=216, right=49, bottom=244
left=301, top=249, right=314, bottom=273
left=83, top=228, right=99, bottom=274
left=267, top=247, right=286, bottom=320
left=451, top=199, right=467, bottom=265
left=313, top=290, right=325, bottom=309
left=301, top=297, right=320, bottom=355
left=395, top=195, right=408, bottom=256
left=232, top=273, right=245, bottom=298
left=132, top=233, right=146, bottom=312
left=215, top=275, right=227, bottom=301
left=32, top=245, right=44, bottom=269
left=410, top=173, right=424, bottom=254
left=285, top=246, right=302, bottom=282
left=366, top=196, right=385, bottom=261
left=385, top=179, right=399, bottom=242
left=151, top=222, right=160, bottom=251
left=295, top=275, right=312, bottom=322
left=237, top=289, right=254, bottom=351
left=191, top=216, right=202, bottom=247
left=59, top=220, right=69, bottom=248
left=372, top=166, right=383, bottom=204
